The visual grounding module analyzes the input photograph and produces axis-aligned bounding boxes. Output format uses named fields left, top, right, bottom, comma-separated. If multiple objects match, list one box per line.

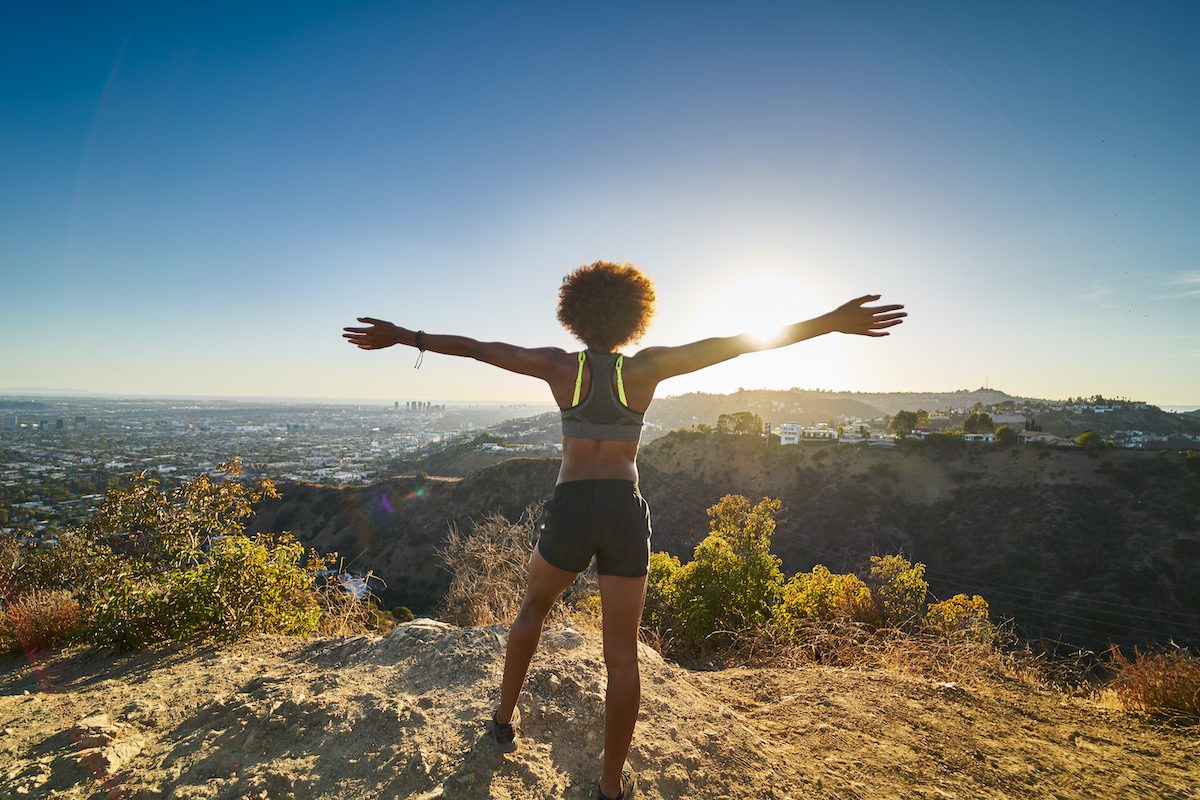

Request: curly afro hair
left=557, top=261, right=656, bottom=353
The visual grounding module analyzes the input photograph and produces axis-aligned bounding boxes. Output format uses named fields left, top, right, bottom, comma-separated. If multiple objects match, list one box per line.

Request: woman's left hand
left=823, top=295, right=906, bottom=337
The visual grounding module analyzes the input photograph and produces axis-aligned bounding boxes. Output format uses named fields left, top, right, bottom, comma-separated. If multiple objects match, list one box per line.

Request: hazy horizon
left=2, top=385, right=1195, bottom=412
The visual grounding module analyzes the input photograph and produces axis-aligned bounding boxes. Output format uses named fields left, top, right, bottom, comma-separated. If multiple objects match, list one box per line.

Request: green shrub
left=869, top=554, right=928, bottom=622
left=642, top=550, right=681, bottom=629
left=640, top=494, right=998, bottom=676
left=995, top=425, right=1017, bottom=446
left=660, top=496, right=783, bottom=643
left=1077, top=429, right=1112, bottom=456
left=924, top=593, right=993, bottom=642
left=772, top=565, right=877, bottom=642
left=85, top=533, right=322, bottom=648
left=22, top=460, right=336, bottom=652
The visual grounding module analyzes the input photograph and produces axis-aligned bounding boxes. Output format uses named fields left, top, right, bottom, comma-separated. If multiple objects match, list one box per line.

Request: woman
left=344, top=261, right=904, bottom=800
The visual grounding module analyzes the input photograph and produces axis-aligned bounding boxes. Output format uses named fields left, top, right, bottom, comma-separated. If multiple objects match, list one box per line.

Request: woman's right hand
left=343, top=317, right=406, bottom=350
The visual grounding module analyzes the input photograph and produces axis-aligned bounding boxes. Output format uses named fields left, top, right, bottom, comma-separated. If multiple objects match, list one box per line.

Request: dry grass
left=0, top=590, right=82, bottom=654
left=312, top=586, right=378, bottom=637
left=438, top=506, right=540, bottom=627
left=437, top=504, right=603, bottom=630
left=679, top=616, right=1037, bottom=689
left=1106, top=645, right=1200, bottom=721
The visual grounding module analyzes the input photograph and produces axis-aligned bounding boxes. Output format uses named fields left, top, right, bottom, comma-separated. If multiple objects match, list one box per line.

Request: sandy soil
left=2, top=620, right=1197, bottom=799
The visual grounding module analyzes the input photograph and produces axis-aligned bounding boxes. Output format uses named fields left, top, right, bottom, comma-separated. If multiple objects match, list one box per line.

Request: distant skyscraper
left=1, top=416, right=15, bottom=430
left=56, top=419, right=64, bottom=429
left=75, top=415, right=86, bottom=429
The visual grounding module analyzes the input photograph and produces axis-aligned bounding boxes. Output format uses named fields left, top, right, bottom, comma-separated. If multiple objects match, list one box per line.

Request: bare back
left=549, top=350, right=660, bottom=484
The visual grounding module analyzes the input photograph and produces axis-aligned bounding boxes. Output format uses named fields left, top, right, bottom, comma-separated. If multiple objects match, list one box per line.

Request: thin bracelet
left=414, top=330, right=425, bottom=369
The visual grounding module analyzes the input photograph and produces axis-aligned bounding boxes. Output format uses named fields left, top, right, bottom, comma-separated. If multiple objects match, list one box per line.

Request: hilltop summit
left=3, top=621, right=1194, bottom=798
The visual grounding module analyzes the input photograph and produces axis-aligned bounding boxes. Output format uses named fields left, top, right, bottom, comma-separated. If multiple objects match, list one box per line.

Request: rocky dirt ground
left=2, top=620, right=1198, bottom=799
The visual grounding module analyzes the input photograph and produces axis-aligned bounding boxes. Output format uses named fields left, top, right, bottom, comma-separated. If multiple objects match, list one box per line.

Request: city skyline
left=3, top=3, right=1197, bottom=406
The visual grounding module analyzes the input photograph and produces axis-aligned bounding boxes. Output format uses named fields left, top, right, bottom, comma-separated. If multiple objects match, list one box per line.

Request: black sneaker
left=597, top=769, right=636, bottom=800
left=488, top=708, right=519, bottom=748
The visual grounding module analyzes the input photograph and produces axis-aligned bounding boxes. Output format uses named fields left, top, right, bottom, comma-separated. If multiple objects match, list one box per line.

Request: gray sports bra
left=559, top=350, right=645, bottom=442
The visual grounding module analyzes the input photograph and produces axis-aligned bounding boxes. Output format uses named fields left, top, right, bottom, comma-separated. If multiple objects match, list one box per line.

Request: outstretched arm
left=343, top=317, right=567, bottom=380
left=635, top=295, right=905, bottom=381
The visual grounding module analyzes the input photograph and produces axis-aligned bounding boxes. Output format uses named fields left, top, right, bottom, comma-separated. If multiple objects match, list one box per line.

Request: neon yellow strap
left=572, top=352, right=586, bottom=406
left=616, top=355, right=628, bottom=406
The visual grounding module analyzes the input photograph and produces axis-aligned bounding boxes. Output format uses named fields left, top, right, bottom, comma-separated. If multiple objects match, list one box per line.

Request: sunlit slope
left=248, top=436, right=1200, bottom=651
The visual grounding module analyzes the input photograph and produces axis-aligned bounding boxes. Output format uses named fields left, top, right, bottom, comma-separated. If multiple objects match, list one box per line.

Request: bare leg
left=496, top=545, right=578, bottom=725
left=597, top=573, right=648, bottom=799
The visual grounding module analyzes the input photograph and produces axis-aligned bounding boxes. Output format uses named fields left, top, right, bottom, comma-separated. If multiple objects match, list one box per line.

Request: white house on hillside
left=1017, top=430, right=1064, bottom=445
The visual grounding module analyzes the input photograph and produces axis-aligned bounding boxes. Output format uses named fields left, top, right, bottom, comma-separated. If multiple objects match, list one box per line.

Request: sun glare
left=691, top=273, right=823, bottom=340
left=674, top=273, right=844, bottom=394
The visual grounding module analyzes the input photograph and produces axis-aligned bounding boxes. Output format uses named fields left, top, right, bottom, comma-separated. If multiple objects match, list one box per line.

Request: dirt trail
left=1, top=621, right=1197, bottom=799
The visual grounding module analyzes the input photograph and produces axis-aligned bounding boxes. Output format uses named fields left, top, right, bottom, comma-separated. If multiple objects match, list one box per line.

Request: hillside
left=1025, top=406, right=1200, bottom=443
left=639, top=434, right=1200, bottom=652
left=249, top=435, right=1200, bottom=653
left=4, top=623, right=1197, bottom=800
left=247, top=458, right=562, bottom=612
left=643, top=390, right=887, bottom=439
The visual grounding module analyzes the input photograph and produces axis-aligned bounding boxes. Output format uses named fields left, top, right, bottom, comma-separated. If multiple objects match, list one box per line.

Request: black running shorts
left=535, top=479, right=652, bottom=578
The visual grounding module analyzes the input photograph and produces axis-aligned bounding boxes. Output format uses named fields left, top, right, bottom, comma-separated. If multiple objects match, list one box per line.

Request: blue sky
left=2, top=1, right=1197, bottom=405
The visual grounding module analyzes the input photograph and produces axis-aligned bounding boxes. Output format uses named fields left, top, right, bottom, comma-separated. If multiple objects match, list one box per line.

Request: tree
left=890, top=409, right=928, bottom=439
left=664, top=495, right=783, bottom=641
left=716, top=411, right=764, bottom=435
left=1077, top=429, right=1111, bottom=456
left=963, top=412, right=995, bottom=434
left=1024, top=417, right=1044, bottom=432
left=994, top=424, right=1017, bottom=445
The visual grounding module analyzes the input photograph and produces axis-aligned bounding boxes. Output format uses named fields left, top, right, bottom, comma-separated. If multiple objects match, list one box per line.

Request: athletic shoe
left=597, top=769, right=636, bottom=800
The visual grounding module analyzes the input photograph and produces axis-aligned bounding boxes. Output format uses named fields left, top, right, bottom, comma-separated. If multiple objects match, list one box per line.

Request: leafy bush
left=924, top=593, right=993, bottom=642
left=772, top=565, right=877, bottom=642
left=1106, top=646, right=1200, bottom=720
left=86, top=533, right=320, bottom=649
left=1, top=589, right=82, bottom=654
left=641, top=495, right=997, bottom=674
left=1077, top=429, right=1112, bottom=456
left=869, top=555, right=929, bottom=622
left=4, top=460, right=341, bottom=652
left=995, top=424, right=1017, bottom=446
left=665, top=496, right=783, bottom=643
left=642, top=550, right=682, bottom=630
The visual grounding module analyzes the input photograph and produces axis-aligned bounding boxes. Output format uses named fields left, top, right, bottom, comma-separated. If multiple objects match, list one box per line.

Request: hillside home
left=1017, top=430, right=1063, bottom=445
left=779, top=422, right=801, bottom=445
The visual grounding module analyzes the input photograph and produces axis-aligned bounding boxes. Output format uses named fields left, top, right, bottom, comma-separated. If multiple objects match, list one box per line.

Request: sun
left=690, top=273, right=824, bottom=343
left=674, top=272, right=845, bottom=395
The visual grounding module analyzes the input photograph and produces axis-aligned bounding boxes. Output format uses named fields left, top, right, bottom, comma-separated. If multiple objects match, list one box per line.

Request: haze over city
left=2, top=2, right=1197, bottom=406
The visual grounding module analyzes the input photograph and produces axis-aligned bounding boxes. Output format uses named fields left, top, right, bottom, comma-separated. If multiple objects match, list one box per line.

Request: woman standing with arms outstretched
left=344, top=261, right=904, bottom=800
